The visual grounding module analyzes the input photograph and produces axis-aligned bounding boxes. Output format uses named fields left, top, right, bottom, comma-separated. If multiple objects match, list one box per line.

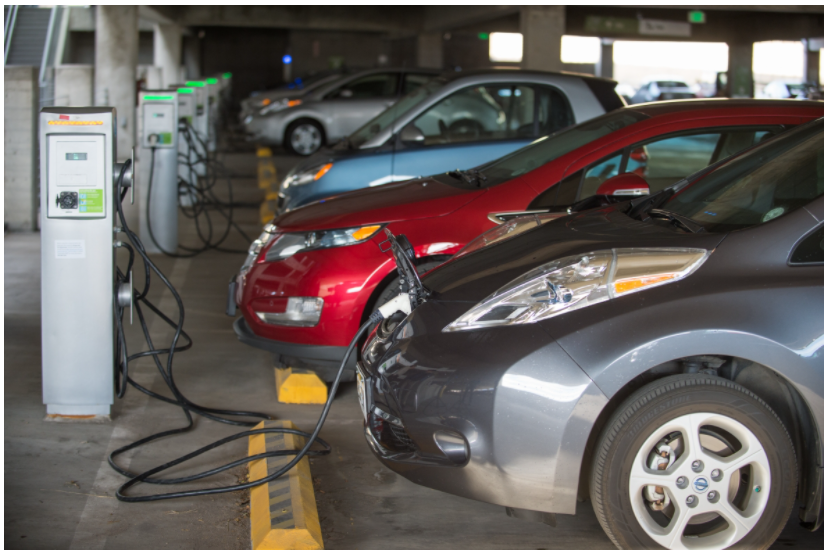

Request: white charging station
left=205, top=77, right=220, bottom=153
left=137, top=90, right=179, bottom=254
left=186, top=80, right=209, bottom=177
left=39, top=107, right=133, bottom=418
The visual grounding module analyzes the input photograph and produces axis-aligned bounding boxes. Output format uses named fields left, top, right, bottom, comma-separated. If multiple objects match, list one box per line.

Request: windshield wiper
left=646, top=208, right=705, bottom=234
left=627, top=187, right=676, bottom=220
left=448, top=168, right=488, bottom=187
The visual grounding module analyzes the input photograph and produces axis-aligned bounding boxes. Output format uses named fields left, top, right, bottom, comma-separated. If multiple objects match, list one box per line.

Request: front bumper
left=233, top=317, right=355, bottom=380
left=358, top=300, right=608, bottom=515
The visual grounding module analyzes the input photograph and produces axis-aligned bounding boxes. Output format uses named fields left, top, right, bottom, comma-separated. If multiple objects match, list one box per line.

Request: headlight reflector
left=263, top=225, right=383, bottom=263
left=443, top=248, right=708, bottom=332
left=281, top=162, right=333, bottom=189
left=241, top=222, right=278, bottom=271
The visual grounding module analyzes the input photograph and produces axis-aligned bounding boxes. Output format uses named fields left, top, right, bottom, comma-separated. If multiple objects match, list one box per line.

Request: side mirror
left=399, top=124, right=425, bottom=145
left=339, top=89, right=354, bottom=99
left=596, top=173, right=651, bottom=197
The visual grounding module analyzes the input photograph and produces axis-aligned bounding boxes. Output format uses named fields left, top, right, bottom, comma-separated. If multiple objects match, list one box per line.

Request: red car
left=231, top=99, right=823, bottom=379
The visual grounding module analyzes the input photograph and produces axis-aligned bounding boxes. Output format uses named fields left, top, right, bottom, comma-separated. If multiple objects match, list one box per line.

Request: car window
left=537, top=86, right=575, bottom=136
left=662, top=124, right=823, bottom=233
left=403, top=73, right=432, bottom=94
left=790, top=226, right=823, bottom=264
left=325, top=73, right=398, bottom=99
left=410, top=84, right=573, bottom=147
left=480, top=110, right=648, bottom=188
left=624, top=133, right=721, bottom=192
left=345, top=78, right=446, bottom=149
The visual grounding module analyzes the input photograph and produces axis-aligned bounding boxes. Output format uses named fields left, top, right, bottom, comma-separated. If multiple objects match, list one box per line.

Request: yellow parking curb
left=248, top=420, right=324, bottom=550
left=256, top=147, right=273, bottom=158
left=276, top=368, right=328, bottom=405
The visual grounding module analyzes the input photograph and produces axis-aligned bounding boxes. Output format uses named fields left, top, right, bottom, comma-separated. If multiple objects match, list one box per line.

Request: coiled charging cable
left=111, top=160, right=409, bottom=501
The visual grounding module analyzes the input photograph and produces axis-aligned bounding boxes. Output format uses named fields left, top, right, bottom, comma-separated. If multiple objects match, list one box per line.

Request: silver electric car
left=238, top=70, right=347, bottom=124
left=358, top=118, right=824, bottom=549
left=244, top=67, right=440, bottom=155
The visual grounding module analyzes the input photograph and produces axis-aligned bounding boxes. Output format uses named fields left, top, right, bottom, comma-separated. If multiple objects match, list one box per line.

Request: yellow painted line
left=275, top=368, right=328, bottom=405
left=249, top=420, right=324, bottom=550
left=256, top=147, right=273, bottom=158
left=260, top=200, right=276, bottom=225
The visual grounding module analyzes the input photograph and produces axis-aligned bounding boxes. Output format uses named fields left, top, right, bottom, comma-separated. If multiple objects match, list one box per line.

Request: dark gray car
left=358, top=118, right=823, bottom=549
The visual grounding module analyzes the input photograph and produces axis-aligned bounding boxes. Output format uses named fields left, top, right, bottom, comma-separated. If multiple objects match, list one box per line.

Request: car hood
left=275, top=176, right=484, bottom=231
left=423, top=205, right=727, bottom=303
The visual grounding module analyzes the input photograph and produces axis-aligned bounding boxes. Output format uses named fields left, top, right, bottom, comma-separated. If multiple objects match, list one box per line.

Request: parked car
left=760, top=79, right=823, bottom=100
left=275, top=69, right=624, bottom=212
left=358, top=117, right=824, bottom=549
left=239, top=70, right=347, bottom=124
left=631, top=78, right=698, bottom=103
left=244, top=67, right=441, bottom=155
left=230, top=100, right=822, bottom=379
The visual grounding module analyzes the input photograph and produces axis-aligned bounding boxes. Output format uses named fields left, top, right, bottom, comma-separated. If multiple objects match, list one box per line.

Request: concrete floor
left=4, top=150, right=823, bottom=549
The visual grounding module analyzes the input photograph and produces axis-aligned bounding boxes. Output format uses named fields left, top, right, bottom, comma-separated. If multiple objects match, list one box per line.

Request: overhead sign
left=585, top=16, right=639, bottom=35
left=638, top=19, right=692, bottom=37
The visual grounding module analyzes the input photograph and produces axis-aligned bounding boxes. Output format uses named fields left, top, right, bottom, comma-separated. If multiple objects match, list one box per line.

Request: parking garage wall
left=4, top=66, right=39, bottom=232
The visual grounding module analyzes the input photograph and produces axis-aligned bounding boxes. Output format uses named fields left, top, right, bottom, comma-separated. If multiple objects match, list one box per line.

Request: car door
left=389, top=84, right=575, bottom=183
left=527, top=126, right=786, bottom=210
left=319, top=72, right=401, bottom=139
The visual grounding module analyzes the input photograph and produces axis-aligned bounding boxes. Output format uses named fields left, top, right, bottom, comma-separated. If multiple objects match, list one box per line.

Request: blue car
left=277, top=69, right=624, bottom=212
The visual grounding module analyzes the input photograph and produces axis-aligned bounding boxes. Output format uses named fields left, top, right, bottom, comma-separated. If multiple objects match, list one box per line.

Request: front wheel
left=590, top=374, right=797, bottom=550
left=285, top=119, right=324, bottom=156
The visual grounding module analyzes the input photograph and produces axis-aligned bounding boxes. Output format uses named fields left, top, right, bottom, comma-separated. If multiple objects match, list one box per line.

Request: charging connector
left=369, top=292, right=412, bottom=324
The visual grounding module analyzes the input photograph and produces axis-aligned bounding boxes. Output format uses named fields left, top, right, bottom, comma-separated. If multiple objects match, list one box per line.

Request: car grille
left=369, top=412, right=417, bottom=453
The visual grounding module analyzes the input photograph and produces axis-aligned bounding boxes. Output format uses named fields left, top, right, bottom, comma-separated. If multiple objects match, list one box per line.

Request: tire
left=590, top=374, right=797, bottom=550
left=285, top=119, right=324, bottom=156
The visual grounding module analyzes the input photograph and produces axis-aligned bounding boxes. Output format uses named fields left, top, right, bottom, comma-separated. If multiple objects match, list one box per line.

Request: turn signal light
left=287, top=99, right=302, bottom=108
left=351, top=225, right=381, bottom=241
left=614, top=274, right=674, bottom=294
left=313, top=162, right=333, bottom=181
left=261, top=98, right=271, bottom=106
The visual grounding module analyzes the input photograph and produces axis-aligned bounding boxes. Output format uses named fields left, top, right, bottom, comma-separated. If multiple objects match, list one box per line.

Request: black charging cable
left=111, top=160, right=383, bottom=501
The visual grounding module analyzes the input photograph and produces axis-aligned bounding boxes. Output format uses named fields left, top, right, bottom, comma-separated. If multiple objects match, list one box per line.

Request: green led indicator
left=206, top=77, right=218, bottom=84
left=143, top=95, right=174, bottom=101
left=177, top=87, right=194, bottom=94
left=186, top=80, right=206, bottom=87
left=478, top=32, right=489, bottom=40
left=222, top=72, right=232, bottom=79
left=688, top=10, right=706, bottom=24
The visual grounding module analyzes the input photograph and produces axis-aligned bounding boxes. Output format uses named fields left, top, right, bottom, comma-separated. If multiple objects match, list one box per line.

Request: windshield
left=346, top=78, right=446, bottom=148
left=477, top=110, right=649, bottom=186
left=660, top=120, right=823, bottom=233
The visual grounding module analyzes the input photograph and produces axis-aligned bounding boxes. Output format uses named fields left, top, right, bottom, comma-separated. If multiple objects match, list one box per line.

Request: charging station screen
left=66, top=153, right=88, bottom=161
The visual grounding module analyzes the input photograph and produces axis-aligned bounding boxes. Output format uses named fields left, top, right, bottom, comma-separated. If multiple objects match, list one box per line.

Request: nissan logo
left=693, top=476, right=709, bottom=492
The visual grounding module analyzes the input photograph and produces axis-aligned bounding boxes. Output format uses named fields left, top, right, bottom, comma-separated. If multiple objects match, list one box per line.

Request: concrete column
left=94, top=5, right=138, bottom=159
left=154, top=23, right=183, bottom=88
left=54, top=65, right=93, bottom=107
left=416, top=32, right=443, bottom=69
left=520, top=5, right=565, bottom=72
left=804, top=39, right=821, bottom=84
left=182, top=36, right=201, bottom=80
left=4, top=67, right=39, bottom=231
left=596, top=39, right=613, bottom=79
left=727, top=42, right=754, bottom=98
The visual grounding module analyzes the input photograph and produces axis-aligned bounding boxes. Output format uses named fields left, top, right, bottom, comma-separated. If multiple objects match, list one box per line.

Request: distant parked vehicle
left=275, top=69, right=624, bottom=212
left=244, top=67, right=441, bottom=155
left=760, top=80, right=823, bottom=100
left=239, top=70, right=347, bottom=124
left=631, top=78, right=698, bottom=103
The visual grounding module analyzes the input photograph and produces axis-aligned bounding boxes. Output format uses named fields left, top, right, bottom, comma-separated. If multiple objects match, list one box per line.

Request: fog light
left=434, top=430, right=469, bottom=465
left=256, top=297, right=323, bottom=326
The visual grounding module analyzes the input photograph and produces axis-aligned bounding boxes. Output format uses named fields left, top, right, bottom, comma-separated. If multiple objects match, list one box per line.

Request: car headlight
left=443, top=248, right=709, bottom=332
left=259, top=98, right=302, bottom=115
left=280, top=163, right=333, bottom=189
left=263, top=225, right=383, bottom=263
left=240, top=223, right=278, bottom=271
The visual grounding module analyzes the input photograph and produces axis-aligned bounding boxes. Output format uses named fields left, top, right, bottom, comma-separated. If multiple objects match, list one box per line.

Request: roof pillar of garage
left=804, top=38, right=823, bottom=85
left=520, top=6, right=565, bottom=72
left=94, top=5, right=138, bottom=159
left=727, top=42, right=753, bottom=98
left=417, top=32, right=444, bottom=69
left=153, top=23, right=183, bottom=88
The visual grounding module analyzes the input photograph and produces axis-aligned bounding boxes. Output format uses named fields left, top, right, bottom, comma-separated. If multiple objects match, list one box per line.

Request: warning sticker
left=56, top=240, right=86, bottom=259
